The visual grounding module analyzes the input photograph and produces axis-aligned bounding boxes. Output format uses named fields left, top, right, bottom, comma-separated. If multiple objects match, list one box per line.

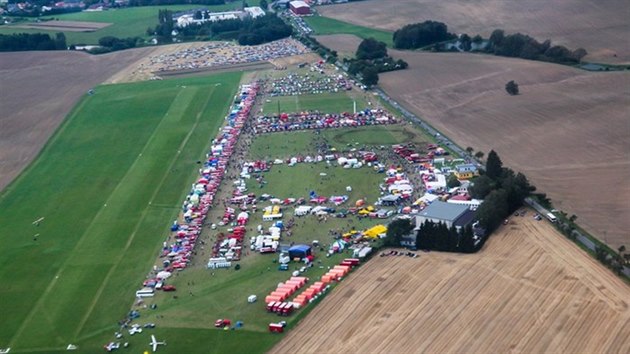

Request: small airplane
left=149, top=335, right=166, bottom=352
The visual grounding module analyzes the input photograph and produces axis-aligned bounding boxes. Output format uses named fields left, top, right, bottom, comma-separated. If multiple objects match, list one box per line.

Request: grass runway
left=0, top=72, right=241, bottom=352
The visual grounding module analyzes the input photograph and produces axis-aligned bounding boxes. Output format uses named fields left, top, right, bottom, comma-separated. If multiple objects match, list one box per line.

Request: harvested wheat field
left=314, top=34, right=360, bottom=57
left=319, top=0, right=630, bottom=64
left=12, top=20, right=112, bottom=32
left=316, top=34, right=630, bottom=248
left=273, top=215, right=630, bottom=354
left=0, top=47, right=156, bottom=191
left=374, top=48, right=630, bottom=248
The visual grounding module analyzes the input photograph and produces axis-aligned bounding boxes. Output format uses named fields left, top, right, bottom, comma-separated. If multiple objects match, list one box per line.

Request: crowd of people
left=265, top=71, right=352, bottom=96
left=148, top=38, right=310, bottom=72
left=252, top=109, right=397, bottom=134
left=142, top=83, right=258, bottom=283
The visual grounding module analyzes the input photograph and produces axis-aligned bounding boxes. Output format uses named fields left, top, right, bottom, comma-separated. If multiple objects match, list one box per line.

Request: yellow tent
left=363, top=224, right=387, bottom=239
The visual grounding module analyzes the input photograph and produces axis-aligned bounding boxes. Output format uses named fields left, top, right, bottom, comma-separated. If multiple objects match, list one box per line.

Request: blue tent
left=288, top=245, right=312, bottom=259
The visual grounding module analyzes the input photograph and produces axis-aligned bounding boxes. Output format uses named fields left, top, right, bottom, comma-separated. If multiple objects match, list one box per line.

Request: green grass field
left=0, top=72, right=242, bottom=352
left=305, top=15, right=394, bottom=47
left=0, top=2, right=250, bottom=45
left=262, top=92, right=368, bottom=115
left=249, top=124, right=430, bottom=160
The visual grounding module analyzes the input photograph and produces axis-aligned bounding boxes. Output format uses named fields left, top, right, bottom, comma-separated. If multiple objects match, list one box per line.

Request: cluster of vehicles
left=266, top=301, right=296, bottom=316
left=393, top=143, right=449, bottom=163
left=380, top=250, right=418, bottom=258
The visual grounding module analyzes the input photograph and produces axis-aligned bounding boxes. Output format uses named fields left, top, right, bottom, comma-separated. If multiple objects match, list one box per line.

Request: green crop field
left=0, top=72, right=242, bottom=353
left=0, top=2, right=255, bottom=45
left=262, top=92, right=368, bottom=115
left=304, top=15, right=394, bottom=47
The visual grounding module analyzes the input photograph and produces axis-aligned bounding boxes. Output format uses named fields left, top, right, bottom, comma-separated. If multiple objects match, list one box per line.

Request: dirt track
left=0, top=47, right=156, bottom=191
left=318, top=0, right=630, bottom=64
left=272, top=214, right=630, bottom=354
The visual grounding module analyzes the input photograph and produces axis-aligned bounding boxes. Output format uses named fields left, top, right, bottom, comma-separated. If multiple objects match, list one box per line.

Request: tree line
left=486, top=29, right=587, bottom=64
left=416, top=221, right=478, bottom=253
left=89, top=36, right=143, bottom=54
left=385, top=217, right=479, bottom=253
left=392, top=21, right=456, bottom=49
left=470, top=150, right=536, bottom=233
left=391, top=20, right=587, bottom=65
left=0, top=32, right=66, bottom=51
left=129, top=0, right=225, bottom=6
left=344, top=38, right=408, bottom=87
left=150, top=11, right=292, bottom=45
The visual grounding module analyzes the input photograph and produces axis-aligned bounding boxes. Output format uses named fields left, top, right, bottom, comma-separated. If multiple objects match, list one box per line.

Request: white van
left=135, top=287, right=155, bottom=298
left=546, top=213, right=557, bottom=223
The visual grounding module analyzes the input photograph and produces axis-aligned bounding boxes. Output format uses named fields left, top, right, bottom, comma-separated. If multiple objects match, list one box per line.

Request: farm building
left=416, top=201, right=476, bottom=229
left=174, top=7, right=265, bottom=28
left=290, top=1, right=311, bottom=15
left=454, top=164, right=478, bottom=179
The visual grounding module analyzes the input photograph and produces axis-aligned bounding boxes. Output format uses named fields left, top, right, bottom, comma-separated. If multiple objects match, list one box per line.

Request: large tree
left=469, top=175, right=495, bottom=199
left=447, top=174, right=461, bottom=188
left=361, top=66, right=379, bottom=86
left=476, top=188, right=509, bottom=231
left=356, top=37, right=388, bottom=60
left=505, top=80, right=519, bottom=95
left=485, top=150, right=503, bottom=181
left=385, top=218, right=413, bottom=247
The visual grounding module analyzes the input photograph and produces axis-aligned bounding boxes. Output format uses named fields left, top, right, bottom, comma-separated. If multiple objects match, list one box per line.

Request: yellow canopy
left=364, top=224, right=387, bottom=238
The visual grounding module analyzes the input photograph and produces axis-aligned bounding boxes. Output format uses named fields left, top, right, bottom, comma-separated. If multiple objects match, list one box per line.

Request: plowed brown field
left=0, top=47, right=156, bottom=191
left=315, top=34, right=630, bottom=248
left=378, top=50, right=630, bottom=249
left=272, top=215, right=630, bottom=354
left=318, top=0, right=630, bottom=64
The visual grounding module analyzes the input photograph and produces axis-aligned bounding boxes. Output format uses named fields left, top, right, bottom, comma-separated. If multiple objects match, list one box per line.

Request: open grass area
left=247, top=164, right=384, bottom=202
left=109, top=161, right=386, bottom=353
left=249, top=124, right=430, bottom=160
left=262, top=92, right=368, bottom=115
left=0, top=3, right=242, bottom=44
left=304, top=15, right=393, bottom=47
left=0, top=72, right=242, bottom=352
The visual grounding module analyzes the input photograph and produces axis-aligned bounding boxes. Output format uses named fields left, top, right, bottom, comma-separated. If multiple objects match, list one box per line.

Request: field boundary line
left=6, top=89, right=185, bottom=348
left=73, top=86, right=215, bottom=339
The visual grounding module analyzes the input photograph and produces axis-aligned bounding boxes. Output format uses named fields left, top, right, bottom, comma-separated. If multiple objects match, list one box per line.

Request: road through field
left=272, top=215, right=630, bottom=354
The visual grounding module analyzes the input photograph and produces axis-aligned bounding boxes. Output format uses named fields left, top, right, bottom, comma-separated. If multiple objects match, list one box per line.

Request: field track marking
left=7, top=89, right=190, bottom=348
left=73, top=87, right=215, bottom=340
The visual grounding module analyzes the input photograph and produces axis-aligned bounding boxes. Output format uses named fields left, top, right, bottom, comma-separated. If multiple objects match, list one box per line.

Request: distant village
left=0, top=0, right=356, bottom=18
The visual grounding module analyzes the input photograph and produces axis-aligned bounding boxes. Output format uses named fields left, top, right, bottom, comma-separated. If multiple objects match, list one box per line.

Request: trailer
left=269, top=323, right=284, bottom=333
left=281, top=303, right=294, bottom=316
left=266, top=301, right=277, bottom=312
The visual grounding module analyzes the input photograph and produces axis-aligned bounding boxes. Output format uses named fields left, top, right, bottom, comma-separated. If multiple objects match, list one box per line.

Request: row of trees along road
left=471, top=150, right=536, bottom=233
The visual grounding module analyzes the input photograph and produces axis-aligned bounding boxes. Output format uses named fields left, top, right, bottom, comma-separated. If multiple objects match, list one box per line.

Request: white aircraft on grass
left=149, top=335, right=166, bottom=352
